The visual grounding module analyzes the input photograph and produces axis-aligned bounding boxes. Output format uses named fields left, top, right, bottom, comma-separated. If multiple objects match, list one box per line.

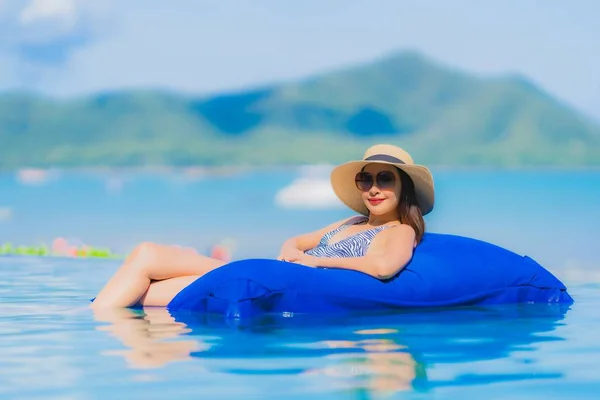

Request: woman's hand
left=280, top=252, right=321, bottom=268
left=277, top=247, right=321, bottom=267
left=293, top=254, right=321, bottom=267
left=277, top=247, right=305, bottom=262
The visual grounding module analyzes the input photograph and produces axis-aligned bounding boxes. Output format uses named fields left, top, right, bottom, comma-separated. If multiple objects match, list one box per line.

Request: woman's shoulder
left=372, top=223, right=418, bottom=246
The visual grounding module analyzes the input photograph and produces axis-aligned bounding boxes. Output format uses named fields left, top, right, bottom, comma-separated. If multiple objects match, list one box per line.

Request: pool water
left=1, top=256, right=599, bottom=400
left=1, top=168, right=599, bottom=398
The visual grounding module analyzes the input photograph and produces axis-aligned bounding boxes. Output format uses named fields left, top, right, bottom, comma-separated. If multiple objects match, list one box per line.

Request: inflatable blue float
left=167, top=232, right=573, bottom=318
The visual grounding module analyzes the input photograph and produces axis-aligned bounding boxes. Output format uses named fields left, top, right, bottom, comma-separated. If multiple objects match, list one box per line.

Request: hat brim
left=330, top=160, right=435, bottom=216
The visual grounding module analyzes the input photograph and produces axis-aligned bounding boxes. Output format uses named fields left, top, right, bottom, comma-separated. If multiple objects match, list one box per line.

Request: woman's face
left=355, top=163, right=402, bottom=217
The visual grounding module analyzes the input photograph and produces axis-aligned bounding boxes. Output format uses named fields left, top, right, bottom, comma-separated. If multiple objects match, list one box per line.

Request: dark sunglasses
left=355, top=171, right=396, bottom=191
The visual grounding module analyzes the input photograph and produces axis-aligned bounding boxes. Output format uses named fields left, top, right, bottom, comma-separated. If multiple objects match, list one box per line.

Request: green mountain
left=1, top=51, right=599, bottom=169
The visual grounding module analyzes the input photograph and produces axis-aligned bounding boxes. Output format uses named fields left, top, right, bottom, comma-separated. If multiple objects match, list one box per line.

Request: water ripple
left=1, top=257, right=599, bottom=399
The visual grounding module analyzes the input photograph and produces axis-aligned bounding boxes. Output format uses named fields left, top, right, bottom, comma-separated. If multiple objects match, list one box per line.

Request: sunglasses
left=355, top=171, right=396, bottom=191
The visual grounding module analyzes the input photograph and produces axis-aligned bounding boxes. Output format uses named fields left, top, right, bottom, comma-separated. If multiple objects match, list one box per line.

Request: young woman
left=91, top=144, right=435, bottom=309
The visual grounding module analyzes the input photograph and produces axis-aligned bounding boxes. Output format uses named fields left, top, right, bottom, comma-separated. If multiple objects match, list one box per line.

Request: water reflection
left=93, top=303, right=570, bottom=396
left=302, top=331, right=426, bottom=395
left=93, top=307, right=206, bottom=369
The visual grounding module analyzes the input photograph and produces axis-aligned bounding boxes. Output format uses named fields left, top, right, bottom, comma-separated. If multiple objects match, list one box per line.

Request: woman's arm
left=290, top=224, right=416, bottom=280
left=278, top=217, right=358, bottom=259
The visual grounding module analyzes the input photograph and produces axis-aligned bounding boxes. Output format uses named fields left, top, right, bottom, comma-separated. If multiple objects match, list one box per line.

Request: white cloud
left=275, top=166, right=343, bottom=209
left=19, top=0, right=77, bottom=28
left=275, top=177, right=343, bottom=209
left=0, top=0, right=114, bottom=88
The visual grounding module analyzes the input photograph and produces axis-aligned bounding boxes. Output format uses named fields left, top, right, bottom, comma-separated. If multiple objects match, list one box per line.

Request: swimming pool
left=1, top=256, right=599, bottom=399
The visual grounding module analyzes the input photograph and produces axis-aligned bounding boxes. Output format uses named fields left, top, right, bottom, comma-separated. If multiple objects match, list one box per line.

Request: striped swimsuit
left=305, top=216, right=395, bottom=258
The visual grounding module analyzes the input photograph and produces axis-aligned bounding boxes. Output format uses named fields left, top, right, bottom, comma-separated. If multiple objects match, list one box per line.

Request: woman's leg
left=138, top=275, right=202, bottom=307
left=91, top=242, right=226, bottom=309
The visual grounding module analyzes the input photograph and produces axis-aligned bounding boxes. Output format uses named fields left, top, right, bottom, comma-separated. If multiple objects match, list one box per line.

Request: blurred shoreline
left=2, top=164, right=600, bottom=178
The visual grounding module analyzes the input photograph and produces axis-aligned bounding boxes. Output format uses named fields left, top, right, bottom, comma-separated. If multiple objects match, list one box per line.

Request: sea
left=0, top=166, right=599, bottom=399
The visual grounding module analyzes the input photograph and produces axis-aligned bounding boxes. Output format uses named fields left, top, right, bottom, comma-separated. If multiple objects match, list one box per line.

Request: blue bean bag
left=167, top=232, right=573, bottom=318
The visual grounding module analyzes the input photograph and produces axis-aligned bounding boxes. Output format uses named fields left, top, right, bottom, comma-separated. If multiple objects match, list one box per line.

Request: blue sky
left=0, top=0, right=598, bottom=121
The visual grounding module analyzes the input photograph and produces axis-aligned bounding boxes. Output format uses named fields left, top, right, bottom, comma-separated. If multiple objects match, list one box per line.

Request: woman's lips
left=368, top=198, right=384, bottom=205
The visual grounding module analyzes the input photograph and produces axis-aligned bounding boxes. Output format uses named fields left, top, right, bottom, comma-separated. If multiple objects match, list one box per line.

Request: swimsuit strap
left=320, top=216, right=368, bottom=245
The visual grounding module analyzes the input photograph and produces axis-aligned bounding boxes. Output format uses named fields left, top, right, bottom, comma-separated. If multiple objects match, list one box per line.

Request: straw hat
left=330, top=144, right=435, bottom=215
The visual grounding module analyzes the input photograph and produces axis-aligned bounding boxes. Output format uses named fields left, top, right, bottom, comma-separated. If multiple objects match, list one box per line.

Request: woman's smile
left=368, top=198, right=385, bottom=205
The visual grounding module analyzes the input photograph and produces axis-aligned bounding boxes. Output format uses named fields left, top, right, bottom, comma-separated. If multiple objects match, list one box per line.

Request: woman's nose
left=369, top=186, right=380, bottom=196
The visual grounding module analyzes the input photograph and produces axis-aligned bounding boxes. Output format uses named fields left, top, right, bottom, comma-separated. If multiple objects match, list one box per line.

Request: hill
left=1, top=51, right=599, bottom=168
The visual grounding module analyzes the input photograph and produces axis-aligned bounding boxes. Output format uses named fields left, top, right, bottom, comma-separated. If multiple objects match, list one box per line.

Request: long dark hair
left=396, top=167, right=426, bottom=244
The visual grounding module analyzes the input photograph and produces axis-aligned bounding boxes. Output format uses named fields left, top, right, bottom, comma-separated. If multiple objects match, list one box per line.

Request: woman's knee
left=126, top=243, right=201, bottom=273
left=127, top=242, right=164, bottom=271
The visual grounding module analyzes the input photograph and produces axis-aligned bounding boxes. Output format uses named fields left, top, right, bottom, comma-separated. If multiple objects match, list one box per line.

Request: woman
left=91, top=144, right=435, bottom=309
